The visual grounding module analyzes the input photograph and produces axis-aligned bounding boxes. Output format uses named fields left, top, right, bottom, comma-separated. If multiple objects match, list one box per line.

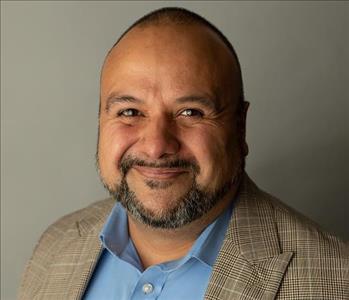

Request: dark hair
left=108, top=7, right=245, bottom=109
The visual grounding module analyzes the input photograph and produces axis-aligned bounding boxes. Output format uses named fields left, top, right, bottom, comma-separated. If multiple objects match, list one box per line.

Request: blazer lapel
left=64, top=227, right=103, bottom=299
left=205, top=175, right=294, bottom=300
left=35, top=199, right=114, bottom=300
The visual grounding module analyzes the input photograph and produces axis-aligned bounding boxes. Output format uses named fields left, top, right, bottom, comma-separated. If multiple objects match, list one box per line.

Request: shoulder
left=266, top=191, right=348, bottom=256
left=42, top=198, right=115, bottom=236
left=249, top=181, right=349, bottom=297
left=18, top=198, right=114, bottom=299
left=242, top=175, right=348, bottom=253
left=28, top=197, right=114, bottom=258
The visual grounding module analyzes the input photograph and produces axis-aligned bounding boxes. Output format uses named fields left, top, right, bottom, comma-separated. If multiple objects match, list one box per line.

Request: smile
left=133, top=166, right=187, bottom=180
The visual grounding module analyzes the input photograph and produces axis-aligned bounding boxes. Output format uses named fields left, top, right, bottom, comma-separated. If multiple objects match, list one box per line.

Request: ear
left=241, top=101, right=249, bottom=156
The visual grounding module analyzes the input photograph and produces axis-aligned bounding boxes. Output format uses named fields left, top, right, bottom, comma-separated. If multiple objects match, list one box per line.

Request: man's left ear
left=242, top=101, right=249, bottom=156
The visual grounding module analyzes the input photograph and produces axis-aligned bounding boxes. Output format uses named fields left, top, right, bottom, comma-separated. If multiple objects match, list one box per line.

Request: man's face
left=98, top=24, right=246, bottom=228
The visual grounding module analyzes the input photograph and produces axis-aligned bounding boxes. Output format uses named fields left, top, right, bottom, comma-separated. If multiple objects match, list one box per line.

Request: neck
left=127, top=187, right=237, bottom=269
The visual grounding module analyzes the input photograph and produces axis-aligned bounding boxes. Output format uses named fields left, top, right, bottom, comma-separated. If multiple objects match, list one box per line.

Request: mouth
left=133, top=166, right=187, bottom=180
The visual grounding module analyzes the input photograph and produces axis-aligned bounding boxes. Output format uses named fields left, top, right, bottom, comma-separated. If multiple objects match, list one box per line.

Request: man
left=18, top=7, right=348, bottom=300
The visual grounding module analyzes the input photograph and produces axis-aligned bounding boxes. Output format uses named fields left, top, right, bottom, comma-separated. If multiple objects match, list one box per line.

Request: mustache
left=119, top=155, right=200, bottom=176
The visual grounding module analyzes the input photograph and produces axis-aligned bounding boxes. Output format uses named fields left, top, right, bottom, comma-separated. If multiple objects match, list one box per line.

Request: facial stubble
left=101, top=156, right=233, bottom=229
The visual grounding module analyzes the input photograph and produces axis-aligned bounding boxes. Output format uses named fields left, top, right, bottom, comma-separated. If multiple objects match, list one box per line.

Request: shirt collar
left=190, top=202, right=233, bottom=266
left=100, top=202, right=129, bottom=256
left=100, top=201, right=233, bottom=269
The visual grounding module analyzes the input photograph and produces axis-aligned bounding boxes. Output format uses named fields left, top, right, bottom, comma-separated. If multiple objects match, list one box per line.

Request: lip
left=133, top=166, right=187, bottom=180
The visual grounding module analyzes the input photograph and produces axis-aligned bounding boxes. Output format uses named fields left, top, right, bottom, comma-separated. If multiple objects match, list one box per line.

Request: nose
left=138, top=116, right=180, bottom=160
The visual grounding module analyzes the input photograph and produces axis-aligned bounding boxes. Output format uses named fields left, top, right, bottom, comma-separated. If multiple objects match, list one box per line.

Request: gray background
left=1, top=1, right=348, bottom=299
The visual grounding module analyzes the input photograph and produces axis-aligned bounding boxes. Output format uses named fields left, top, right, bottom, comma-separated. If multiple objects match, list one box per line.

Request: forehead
left=101, top=24, right=238, bottom=104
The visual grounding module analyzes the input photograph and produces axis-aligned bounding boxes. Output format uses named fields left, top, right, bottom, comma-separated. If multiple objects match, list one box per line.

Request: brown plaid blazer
left=18, top=174, right=349, bottom=299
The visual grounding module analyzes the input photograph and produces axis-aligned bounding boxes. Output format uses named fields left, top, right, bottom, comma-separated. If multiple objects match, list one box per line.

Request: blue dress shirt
left=83, top=202, right=232, bottom=300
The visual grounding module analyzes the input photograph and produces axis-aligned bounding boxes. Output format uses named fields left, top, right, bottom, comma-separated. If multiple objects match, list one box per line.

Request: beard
left=100, top=155, right=238, bottom=229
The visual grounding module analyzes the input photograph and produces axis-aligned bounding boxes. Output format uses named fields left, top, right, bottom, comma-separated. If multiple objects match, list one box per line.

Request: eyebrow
left=175, top=95, right=219, bottom=111
left=105, top=94, right=144, bottom=112
left=104, top=93, right=219, bottom=112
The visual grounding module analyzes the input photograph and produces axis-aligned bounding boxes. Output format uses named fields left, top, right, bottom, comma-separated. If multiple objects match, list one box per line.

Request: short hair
left=107, top=7, right=245, bottom=111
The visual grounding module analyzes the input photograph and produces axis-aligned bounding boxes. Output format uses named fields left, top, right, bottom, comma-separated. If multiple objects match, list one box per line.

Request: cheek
left=181, top=129, right=223, bottom=171
left=180, top=127, right=238, bottom=184
left=98, top=122, right=138, bottom=181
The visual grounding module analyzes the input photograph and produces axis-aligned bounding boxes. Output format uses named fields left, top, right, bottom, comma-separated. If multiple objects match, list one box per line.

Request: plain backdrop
left=1, top=1, right=348, bottom=299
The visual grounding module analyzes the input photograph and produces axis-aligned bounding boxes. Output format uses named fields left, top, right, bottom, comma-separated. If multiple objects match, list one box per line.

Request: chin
left=135, top=189, right=186, bottom=209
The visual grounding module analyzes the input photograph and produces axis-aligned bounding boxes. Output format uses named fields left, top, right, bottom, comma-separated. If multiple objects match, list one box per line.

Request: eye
left=180, top=109, right=204, bottom=117
left=117, top=108, right=141, bottom=117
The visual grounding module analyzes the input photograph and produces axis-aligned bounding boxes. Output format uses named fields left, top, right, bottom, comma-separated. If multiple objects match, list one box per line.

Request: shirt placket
left=131, top=266, right=168, bottom=300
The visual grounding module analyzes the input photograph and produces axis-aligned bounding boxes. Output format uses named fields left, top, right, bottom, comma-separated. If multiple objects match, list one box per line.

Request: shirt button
left=142, top=283, right=154, bottom=294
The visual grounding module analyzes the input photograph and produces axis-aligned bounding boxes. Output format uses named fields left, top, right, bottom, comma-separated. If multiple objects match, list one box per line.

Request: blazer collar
left=204, top=173, right=294, bottom=300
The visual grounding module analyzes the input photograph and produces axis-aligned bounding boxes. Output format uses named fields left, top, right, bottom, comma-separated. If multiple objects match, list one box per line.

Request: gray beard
left=109, top=176, right=231, bottom=229
left=102, top=155, right=234, bottom=229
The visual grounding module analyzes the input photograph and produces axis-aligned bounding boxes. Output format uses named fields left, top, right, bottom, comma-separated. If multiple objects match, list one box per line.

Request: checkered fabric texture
left=18, top=174, right=349, bottom=299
